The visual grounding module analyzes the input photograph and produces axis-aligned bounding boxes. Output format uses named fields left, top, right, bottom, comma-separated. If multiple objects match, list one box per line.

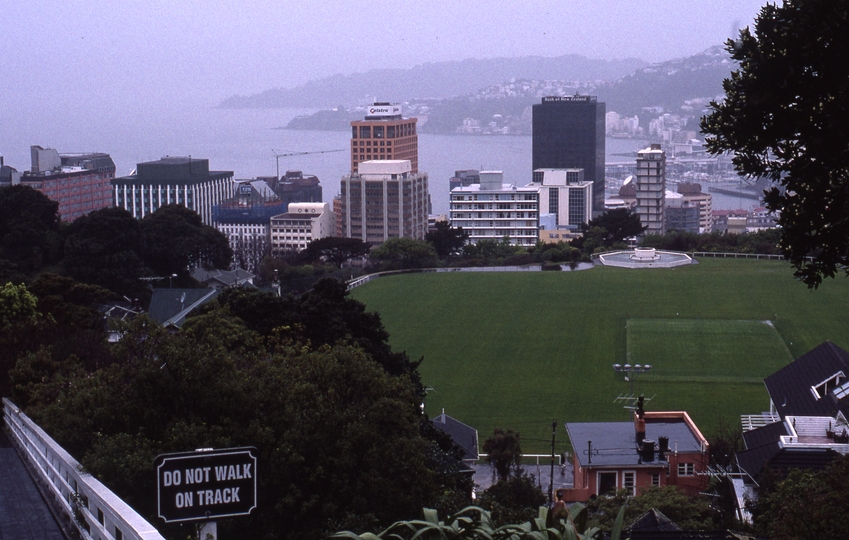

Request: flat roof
left=566, top=420, right=702, bottom=468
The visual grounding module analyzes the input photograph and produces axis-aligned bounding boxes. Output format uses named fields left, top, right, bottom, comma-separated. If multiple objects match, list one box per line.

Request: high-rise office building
left=635, top=144, right=666, bottom=235
left=340, top=160, right=429, bottom=245
left=350, top=103, right=418, bottom=174
left=112, top=156, right=233, bottom=225
left=532, top=96, right=605, bottom=213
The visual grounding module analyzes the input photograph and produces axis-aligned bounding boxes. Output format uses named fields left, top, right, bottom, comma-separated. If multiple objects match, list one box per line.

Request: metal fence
left=3, top=398, right=165, bottom=540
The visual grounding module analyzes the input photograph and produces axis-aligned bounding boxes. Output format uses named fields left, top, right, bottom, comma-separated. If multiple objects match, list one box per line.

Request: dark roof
left=191, top=268, right=254, bottom=288
left=113, top=156, right=232, bottom=185
left=628, top=508, right=681, bottom=533
left=742, top=421, right=788, bottom=451
left=147, top=288, right=220, bottom=327
left=432, top=413, right=478, bottom=461
left=737, top=445, right=839, bottom=482
left=764, top=341, right=849, bottom=418
left=566, top=420, right=701, bottom=468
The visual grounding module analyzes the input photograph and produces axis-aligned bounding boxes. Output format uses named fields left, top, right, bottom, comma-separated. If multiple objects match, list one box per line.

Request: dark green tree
left=26, top=312, right=444, bottom=540
left=579, top=208, right=645, bottom=248
left=587, top=487, right=715, bottom=533
left=369, top=237, right=439, bottom=270
left=0, top=184, right=62, bottom=275
left=63, top=207, right=146, bottom=297
left=482, top=428, right=523, bottom=481
left=300, top=236, right=371, bottom=268
left=425, top=221, right=469, bottom=259
left=752, top=454, right=849, bottom=539
left=700, top=0, right=849, bottom=287
left=0, top=282, right=45, bottom=397
left=479, top=474, right=547, bottom=527
left=140, top=204, right=232, bottom=277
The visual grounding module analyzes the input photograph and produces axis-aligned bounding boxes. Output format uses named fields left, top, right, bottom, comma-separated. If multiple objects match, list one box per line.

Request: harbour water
left=1, top=105, right=762, bottom=216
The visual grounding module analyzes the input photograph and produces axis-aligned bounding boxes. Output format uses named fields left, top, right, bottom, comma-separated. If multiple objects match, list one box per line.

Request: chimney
left=640, top=439, right=655, bottom=462
left=658, top=436, right=669, bottom=461
left=635, top=413, right=646, bottom=444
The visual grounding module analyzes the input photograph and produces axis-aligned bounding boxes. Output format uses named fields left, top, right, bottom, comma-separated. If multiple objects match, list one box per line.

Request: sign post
left=155, top=447, right=257, bottom=538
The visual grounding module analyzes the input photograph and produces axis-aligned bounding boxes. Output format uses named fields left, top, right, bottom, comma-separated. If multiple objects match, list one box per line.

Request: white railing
left=2, top=398, right=165, bottom=540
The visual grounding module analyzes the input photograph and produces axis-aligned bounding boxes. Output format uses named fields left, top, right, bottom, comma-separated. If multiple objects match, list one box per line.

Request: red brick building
left=21, top=146, right=116, bottom=221
left=562, top=408, right=709, bottom=502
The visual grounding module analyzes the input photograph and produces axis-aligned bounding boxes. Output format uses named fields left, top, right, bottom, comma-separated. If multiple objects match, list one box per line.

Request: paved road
left=0, top=428, right=68, bottom=540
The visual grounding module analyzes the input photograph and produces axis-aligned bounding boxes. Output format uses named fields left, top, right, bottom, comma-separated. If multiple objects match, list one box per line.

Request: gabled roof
left=742, top=420, right=788, bottom=451
left=628, top=508, right=681, bottom=533
left=432, top=412, right=479, bottom=461
left=191, top=268, right=255, bottom=289
left=737, top=446, right=839, bottom=482
left=148, top=288, right=220, bottom=328
left=764, top=341, right=849, bottom=418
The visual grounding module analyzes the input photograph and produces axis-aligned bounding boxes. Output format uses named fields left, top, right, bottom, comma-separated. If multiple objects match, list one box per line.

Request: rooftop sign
left=542, top=95, right=597, bottom=103
left=155, top=447, right=257, bottom=523
left=366, top=104, right=402, bottom=117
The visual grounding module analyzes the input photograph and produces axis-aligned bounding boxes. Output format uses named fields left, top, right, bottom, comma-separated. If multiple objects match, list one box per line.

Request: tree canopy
left=17, top=282, right=467, bottom=539
left=140, top=204, right=232, bottom=277
left=751, top=454, right=849, bottom=539
left=369, top=237, right=439, bottom=270
left=300, top=236, right=370, bottom=268
left=0, top=185, right=63, bottom=275
left=579, top=208, right=645, bottom=249
left=425, top=221, right=469, bottom=259
left=63, top=207, right=146, bottom=298
left=700, top=0, right=849, bottom=287
left=482, top=428, right=523, bottom=481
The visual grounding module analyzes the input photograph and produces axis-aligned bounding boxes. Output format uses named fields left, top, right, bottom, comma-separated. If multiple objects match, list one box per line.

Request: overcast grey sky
left=2, top=0, right=767, bottom=108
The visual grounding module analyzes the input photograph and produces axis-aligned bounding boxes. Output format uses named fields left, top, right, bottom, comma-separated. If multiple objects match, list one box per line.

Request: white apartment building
left=449, top=171, right=540, bottom=246
left=636, top=144, right=666, bottom=235
left=270, top=202, right=335, bottom=255
left=529, top=168, right=593, bottom=230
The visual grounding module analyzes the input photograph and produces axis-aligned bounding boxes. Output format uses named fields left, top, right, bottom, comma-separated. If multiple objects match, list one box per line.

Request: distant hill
left=219, top=55, right=647, bottom=109
left=278, top=46, right=736, bottom=135
left=595, top=45, right=734, bottom=116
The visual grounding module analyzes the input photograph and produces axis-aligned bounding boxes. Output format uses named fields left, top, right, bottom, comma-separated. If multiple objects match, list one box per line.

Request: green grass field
left=351, top=259, right=849, bottom=453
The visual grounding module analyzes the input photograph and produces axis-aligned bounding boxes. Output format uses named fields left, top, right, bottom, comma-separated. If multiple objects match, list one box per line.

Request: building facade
left=532, top=96, right=606, bottom=212
left=267, top=170, right=322, bottom=205
left=19, top=146, right=116, bottom=221
left=530, top=168, right=593, bottom=230
left=449, top=171, right=540, bottom=246
left=270, top=202, right=335, bottom=255
left=350, top=103, right=418, bottom=174
left=635, top=144, right=666, bottom=235
left=677, top=182, right=712, bottom=232
left=112, top=156, right=233, bottom=225
left=213, top=180, right=285, bottom=272
left=340, top=160, right=429, bottom=245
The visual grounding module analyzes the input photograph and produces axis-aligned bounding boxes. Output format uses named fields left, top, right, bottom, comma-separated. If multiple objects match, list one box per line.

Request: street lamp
left=169, top=273, right=177, bottom=288
left=613, top=363, right=652, bottom=396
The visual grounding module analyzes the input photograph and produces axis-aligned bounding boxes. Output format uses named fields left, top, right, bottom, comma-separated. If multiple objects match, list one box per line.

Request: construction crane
left=271, top=149, right=344, bottom=179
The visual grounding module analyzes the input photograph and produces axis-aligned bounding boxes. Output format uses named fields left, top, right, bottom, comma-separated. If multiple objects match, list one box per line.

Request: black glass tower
left=532, top=96, right=606, bottom=213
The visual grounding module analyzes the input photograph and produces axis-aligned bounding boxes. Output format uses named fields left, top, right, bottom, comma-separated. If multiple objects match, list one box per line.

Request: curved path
left=0, top=429, right=68, bottom=540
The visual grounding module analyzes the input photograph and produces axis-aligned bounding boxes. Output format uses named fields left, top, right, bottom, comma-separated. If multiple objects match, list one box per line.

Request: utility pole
left=549, top=420, right=556, bottom=506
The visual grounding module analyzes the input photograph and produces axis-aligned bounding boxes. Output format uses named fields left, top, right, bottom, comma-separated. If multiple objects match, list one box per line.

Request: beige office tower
left=636, top=144, right=666, bottom=235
